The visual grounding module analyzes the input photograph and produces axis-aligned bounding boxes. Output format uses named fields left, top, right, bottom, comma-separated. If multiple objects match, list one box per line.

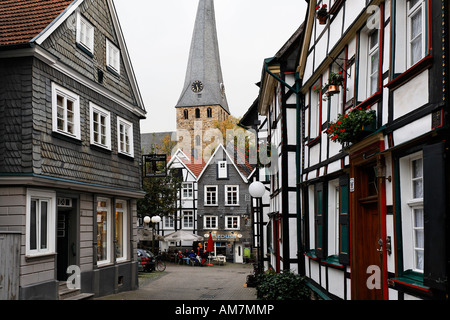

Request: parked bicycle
left=154, top=255, right=166, bottom=272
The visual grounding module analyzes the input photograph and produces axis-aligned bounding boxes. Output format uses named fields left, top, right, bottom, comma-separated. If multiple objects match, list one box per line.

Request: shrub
left=255, top=270, right=310, bottom=300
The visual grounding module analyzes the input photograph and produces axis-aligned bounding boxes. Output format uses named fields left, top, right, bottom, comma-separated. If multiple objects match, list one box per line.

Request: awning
left=138, top=227, right=165, bottom=241
left=163, top=230, right=204, bottom=242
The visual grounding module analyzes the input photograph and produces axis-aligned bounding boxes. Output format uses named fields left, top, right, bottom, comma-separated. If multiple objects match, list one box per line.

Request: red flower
left=341, top=129, right=346, bottom=133
left=337, top=121, right=342, bottom=125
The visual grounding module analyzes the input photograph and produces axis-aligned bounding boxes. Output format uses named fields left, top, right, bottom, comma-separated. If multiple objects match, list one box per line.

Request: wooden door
left=0, top=233, right=20, bottom=300
left=351, top=163, right=384, bottom=300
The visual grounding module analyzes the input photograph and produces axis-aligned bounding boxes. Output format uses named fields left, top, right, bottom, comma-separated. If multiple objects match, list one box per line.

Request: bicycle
left=154, top=255, right=166, bottom=272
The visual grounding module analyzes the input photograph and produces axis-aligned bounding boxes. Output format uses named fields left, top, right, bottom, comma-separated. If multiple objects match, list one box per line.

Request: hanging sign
left=350, top=178, right=355, bottom=193
left=143, top=154, right=167, bottom=177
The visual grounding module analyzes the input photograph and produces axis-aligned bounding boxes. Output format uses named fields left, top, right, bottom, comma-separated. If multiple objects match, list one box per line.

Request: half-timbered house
left=0, top=0, right=146, bottom=300
left=297, top=0, right=448, bottom=300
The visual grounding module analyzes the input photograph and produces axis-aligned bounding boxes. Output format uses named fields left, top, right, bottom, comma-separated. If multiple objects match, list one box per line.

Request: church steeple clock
left=175, top=0, right=230, bottom=157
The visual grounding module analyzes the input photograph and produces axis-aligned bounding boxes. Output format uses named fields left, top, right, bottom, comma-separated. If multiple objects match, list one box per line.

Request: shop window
left=97, top=197, right=111, bottom=265
left=115, top=200, right=128, bottom=261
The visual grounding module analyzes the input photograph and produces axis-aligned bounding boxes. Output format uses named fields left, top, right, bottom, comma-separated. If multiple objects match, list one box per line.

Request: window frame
left=182, top=210, right=194, bottom=230
left=399, top=151, right=424, bottom=274
left=89, top=102, right=111, bottom=150
left=164, top=215, right=174, bottom=229
left=204, top=185, right=218, bottom=206
left=52, top=83, right=81, bottom=140
left=309, top=81, right=321, bottom=140
left=217, top=161, right=228, bottom=179
left=367, top=29, right=380, bottom=97
left=182, top=182, right=194, bottom=199
left=115, top=199, right=128, bottom=262
left=407, top=0, right=426, bottom=68
left=204, top=215, right=218, bottom=230
left=106, top=39, right=121, bottom=75
left=117, top=116, right=134, bottom=158
left=26, top=190, right=56, bottom=257
left=96, top=197, right=112, bottom=266
left=225, top=185, right=239, bottom=206
left=225, top=216, right=240, bottom=230
left=76, top=12, right=94, bottom=54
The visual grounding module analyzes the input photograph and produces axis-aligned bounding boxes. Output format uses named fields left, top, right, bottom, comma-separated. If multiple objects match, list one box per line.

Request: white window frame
left=399, top=151, right=424, bottom=273
left=26, top=190, right=56, bottom=257
left=327, top=179, right=340, bottom=256
left=182, top=182, right=194, bottom=199
left=225, top=216, right=240, bottom=230
left=117, top=117, right=134, bottom=158
left=367, top=29, right=379, bottom=97
left=407, top=0, right=426, bottom=68
left=90, top=102, right=111, bottom=150
left=204, top=185, right=218, bottom=206
left=204, top=215, right=218, bottom=230
left=96, top=197, right=112, bottom=266
left=164, top=215, right=174, bottom=229
left=106, top=39, right=121, bottom=75
left=225, top=185, right=239, bottom=206
left=76, top=12, right=94, bottom=53
left=52, top=83, right=81, bottom=140
left=309, top=85, right=320, bottom=139
left=182, top=210, right=194, bottom=230
left=218, top=161, right=228, bottom=179
left=115, top=199, right=128, bottom=262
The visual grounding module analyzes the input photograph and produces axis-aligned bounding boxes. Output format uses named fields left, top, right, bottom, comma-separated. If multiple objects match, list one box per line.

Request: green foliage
left=255, top=270, right=310, bottom=300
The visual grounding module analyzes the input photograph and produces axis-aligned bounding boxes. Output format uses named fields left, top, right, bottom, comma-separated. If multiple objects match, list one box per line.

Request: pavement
left=96, top=262, right=258, bottom=300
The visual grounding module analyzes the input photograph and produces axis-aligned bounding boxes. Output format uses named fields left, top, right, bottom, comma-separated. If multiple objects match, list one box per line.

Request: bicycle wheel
left=156, top=260, right=166, bottom=272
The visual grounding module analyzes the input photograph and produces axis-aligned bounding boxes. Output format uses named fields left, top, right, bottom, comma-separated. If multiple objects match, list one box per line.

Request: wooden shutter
left=339, top=175, right=350, bottom=265
left=423, top=142, right=448, bottom=291
left=314, top=182, right=327, bottom=259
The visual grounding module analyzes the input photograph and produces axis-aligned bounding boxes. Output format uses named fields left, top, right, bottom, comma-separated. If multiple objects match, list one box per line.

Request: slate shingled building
left=0, top=0, right=146, bottom=300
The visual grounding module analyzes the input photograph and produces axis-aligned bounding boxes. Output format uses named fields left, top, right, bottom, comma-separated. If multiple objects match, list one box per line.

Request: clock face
left=192, top=81, right=203, bottom=93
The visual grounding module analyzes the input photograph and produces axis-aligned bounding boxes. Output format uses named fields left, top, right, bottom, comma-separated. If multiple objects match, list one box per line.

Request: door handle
left=377, top=238, right=383, bottom=253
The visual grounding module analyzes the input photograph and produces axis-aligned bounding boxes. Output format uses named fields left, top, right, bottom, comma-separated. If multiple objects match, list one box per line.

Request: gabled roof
left=167, top=149, right=207, bottom=179
left=197, top=144, right=255, bottom=183
left=0, top=0, right=75, bottom=46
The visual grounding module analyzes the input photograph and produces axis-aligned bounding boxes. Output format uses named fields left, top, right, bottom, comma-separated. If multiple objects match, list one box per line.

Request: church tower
left=175, top=0, right=230, bottom=157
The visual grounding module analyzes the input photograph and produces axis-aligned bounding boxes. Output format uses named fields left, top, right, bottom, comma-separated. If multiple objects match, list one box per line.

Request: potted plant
left=327, top=71, right=344, bottom=95
left=327, top=107, right=377, bottom=147
left=316, top=4, right=328, bottom=24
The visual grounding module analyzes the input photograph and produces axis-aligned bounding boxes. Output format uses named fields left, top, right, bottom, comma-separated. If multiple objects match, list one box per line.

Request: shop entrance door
left=234, top=244, right=243, bottom=263
left=57, top=198, right=78, bottom=281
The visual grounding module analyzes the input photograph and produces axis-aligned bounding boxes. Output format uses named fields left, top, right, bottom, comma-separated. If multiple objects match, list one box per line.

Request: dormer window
left=217, top=161, right=228, bottom=179
left=106, top=39, right=120, bottom=75
left=76, top=13, right=94, bottom=54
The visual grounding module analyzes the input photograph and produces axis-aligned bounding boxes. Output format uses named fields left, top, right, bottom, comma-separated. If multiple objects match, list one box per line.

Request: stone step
left=59, top=282, right=94, bottom=300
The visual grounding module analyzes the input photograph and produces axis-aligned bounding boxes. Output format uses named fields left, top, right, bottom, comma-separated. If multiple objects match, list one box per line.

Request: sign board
left=143, top=154, right=167, bottom=177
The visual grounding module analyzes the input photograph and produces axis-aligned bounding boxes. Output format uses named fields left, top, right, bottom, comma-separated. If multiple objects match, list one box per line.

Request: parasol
left=206, top=232, right=214, bottom=266
left=163, top=230, right=204, bottom=242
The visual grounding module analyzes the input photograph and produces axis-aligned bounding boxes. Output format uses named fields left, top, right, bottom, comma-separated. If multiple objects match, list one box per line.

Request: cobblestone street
left=97, top=263, right=257, bottom=300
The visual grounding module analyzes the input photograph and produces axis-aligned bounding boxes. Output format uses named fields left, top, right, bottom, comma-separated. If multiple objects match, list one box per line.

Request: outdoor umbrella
left=163, top=230, right=204, bottom=242
left=206, top=233, right=214, bottom=266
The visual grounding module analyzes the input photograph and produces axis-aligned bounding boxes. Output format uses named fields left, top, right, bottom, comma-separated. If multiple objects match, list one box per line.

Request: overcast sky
left=113, top=0, right=307, bottom=134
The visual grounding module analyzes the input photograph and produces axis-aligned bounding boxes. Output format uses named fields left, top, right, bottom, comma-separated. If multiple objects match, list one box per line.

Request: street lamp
left=249, top=181, right=265, bottom=275
left=144, top=215, right=161, bottom=255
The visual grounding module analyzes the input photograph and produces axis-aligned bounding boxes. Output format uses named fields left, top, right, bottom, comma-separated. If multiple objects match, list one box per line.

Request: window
left=217, top=161, right=228, bottom=179
left=26, top=190, right=56, bottom=256
left=400, top=152, right=424, bottom=273
left=182, top=211, right=194, bottom=229
left=117, top=117, right=134, bottom=157
left=164, top=215, right=174, bottom=229
left=182, top=182, right=193, bottom=199
left=407, top=0, right=426, bottom=67
left=195, top=108, right=201, bottom=119
left=76, top=13, right=94, bottom=54
left=97, top=198, right=111, bottom=264
left=52, top=83, right=81, bottom=139
left=90, top=103, right=111, bottom=149
left=309, top=81, right=321, bottom=139
left=207, top=108, right=212, bottom=118
left=225, top=216, right=240, bottom=230
left=195, top=135, right=201, bottom=147
left=184, top=109, right=189, bottom=120
left=205, top=185, right=218, bottom=206
left=204, top=216, right=218, bottom=229
left=225, top=185, right=239, bottom=206
left=368, top=30, right=379, bottom=96
left=106, top=39, right=121, bottom=75
left=115, top=200, right=128, bottom=261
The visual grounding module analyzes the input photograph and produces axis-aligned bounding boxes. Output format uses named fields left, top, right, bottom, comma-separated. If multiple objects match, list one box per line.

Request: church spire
left=175, top=0, right=229, bottom=114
